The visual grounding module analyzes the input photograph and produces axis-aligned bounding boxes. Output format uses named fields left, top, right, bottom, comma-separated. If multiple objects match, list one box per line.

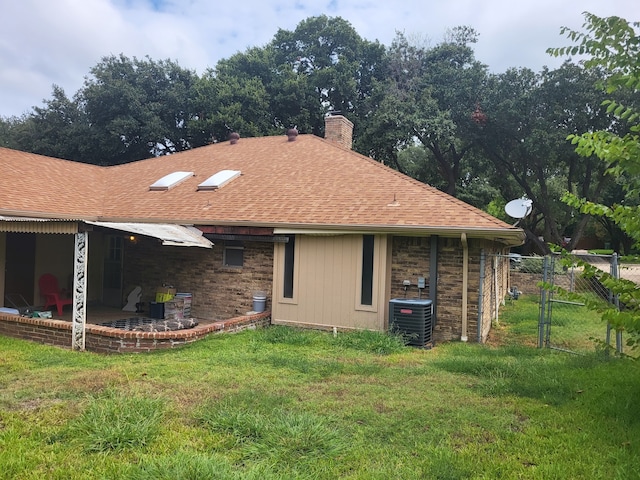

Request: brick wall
left=477, top=244, right=510, bottom=342
left=0, top=315, right=72, bottom=347
left=122, top=238, right=274, bottom=321
left=0, top=312, right=270, bottom=353
left=324, top=115, right=354, bottom=149
left=391, top=236, right=504, bottom=343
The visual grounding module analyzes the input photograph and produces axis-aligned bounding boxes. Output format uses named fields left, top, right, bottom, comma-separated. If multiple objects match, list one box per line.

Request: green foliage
left=480, top=62, right=617, bottom=252
left=0, top=16, right=388, bottom=164
left=588, top=249, right=615, bottom=255
left=81, top=54, right=200, bottom=164
left=65, top=389, right=165, bottom=452
left=552, top=13, right=640, bottom=347
left=620, top=254, right=640, bottom=263
left=361, top=30, right=488, bottom=198
left=548, top=13, right=640, bottom=96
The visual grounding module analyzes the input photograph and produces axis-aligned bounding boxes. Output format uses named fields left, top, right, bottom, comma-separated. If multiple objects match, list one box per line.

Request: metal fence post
left=611, top=253, right=623, bottom=354
left=546, top=255, right=555, bottom=347
left=538, top=255, right=549, bottom=348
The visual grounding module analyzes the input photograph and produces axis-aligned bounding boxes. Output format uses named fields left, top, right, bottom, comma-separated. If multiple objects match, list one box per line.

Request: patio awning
left=86, top=222, right=213, bottom=248
left=0, top=216, right=79, bottom=234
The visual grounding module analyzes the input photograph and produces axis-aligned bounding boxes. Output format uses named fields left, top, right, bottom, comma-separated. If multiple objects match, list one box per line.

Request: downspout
left=430, top=236, right=438, bottom=327
left=477, top=249, right=485, bottom=343
left=460, top=233, right=469, bottom=342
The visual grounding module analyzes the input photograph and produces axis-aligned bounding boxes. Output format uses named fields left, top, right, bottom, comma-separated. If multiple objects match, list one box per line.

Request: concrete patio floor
left=53, top=304, right=220, bottom=326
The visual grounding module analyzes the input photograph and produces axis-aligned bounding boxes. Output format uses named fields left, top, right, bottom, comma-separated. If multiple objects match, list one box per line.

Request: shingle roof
left=1, top=148, right=106, bottom=218
left=0, top=136, right=523, bottom=242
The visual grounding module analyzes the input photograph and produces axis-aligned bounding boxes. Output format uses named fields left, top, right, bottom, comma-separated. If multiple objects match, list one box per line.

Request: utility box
left=389, top=298, right=433, bottom=347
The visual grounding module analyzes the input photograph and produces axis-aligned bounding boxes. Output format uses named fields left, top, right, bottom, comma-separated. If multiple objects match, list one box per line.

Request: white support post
left=72, top=231, right=88, bottom=351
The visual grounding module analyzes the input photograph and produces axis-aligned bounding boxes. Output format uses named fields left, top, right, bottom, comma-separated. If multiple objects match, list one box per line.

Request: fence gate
left=491, top=253, right=628, bottom=354
left=542, top=252, right=627, bottom=355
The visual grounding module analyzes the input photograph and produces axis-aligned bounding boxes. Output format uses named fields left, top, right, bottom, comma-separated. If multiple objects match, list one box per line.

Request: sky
left=0, top=0, right=636, bottom=118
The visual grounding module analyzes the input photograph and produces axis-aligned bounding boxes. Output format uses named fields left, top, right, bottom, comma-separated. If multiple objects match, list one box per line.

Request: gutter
left=0, top=211, right=525, bottom=247
left=273, top=225, right=525, bottom=246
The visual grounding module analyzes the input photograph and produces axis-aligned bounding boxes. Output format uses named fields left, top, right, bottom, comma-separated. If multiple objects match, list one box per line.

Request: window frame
left=279, top=235, right=299, bottom=304
left=223, top=240, right=244, bottom=267
left=356, top=234, right=378, bottom=312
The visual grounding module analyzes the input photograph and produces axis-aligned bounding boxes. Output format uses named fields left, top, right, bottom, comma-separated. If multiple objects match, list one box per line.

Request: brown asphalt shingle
left=1, top=148, right=106, bottom=218
left=0, top=136, right=521, bottom=237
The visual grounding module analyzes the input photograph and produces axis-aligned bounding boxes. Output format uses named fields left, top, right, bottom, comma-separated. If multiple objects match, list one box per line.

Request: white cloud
left=0, top=0, right=636, bottom=117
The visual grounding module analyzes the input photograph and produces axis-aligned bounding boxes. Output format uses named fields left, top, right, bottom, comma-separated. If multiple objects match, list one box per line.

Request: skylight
left=197, top=170, right=241, bottom=191
left=149, top=171, right=194, bottom=191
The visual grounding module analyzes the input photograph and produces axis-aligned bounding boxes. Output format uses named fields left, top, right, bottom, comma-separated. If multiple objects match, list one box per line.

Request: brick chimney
left=324, top=114, right=353, bottom=149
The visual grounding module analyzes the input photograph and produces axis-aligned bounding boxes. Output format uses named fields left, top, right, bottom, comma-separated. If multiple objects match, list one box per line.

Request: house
left=0, top=115, right=524, bottom=350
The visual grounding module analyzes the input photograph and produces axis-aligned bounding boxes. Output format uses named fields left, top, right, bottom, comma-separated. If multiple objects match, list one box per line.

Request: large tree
left=359, top=28, right=488, bottom=197
left=189, top=15, right=386, bottom=143
left=0, top=85, right=90, bottom=161
left=1, top=55, right=200, bottom=165
left=81, top=54, right=199, bottom=164
left=478, top=62, right=617, bottom=252
left=188, top=50, right=276, bottom=144
left=269, top=15, right=386, bottom=135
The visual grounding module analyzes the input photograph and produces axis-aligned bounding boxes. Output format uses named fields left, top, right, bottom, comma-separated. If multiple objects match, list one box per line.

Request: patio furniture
left=39, top=273, right=72, bottom=316
left=4, top=293, right=34, bottom=315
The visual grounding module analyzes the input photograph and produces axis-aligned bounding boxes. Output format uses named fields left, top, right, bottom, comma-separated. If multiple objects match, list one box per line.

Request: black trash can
left=149, top=301, right=164, bottom=319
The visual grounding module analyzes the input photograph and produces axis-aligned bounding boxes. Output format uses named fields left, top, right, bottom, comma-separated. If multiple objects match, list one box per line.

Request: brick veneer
left=122, top=237, right=274, bottom=321
left=0, top=311, right=270, bottom=353
left=391, top=236, right=506, bottom=343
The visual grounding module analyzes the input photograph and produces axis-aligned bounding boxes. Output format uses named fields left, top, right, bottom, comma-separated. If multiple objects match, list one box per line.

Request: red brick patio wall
left=0, top=312, right=271, bottom=353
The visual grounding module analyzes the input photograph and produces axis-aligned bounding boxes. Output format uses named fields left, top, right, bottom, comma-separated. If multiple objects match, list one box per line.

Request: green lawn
left=497, top=294, right=618, bottom=354
left=1, top=302, right=639, bottom=479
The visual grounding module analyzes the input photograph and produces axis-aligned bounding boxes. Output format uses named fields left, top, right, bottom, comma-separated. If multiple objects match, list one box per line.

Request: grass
left=496, top=294, right=613, bottom=353
left=64, top=389, right=166, bottom=452
left=1, top=310, right=640, bottom=479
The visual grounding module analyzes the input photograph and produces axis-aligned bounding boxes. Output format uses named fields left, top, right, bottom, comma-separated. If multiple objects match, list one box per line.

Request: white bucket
left=252, top=292, right=267, bottom=313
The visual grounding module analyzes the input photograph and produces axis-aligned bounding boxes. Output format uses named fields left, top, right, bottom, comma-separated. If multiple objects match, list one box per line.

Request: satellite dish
left=505, top=198, right=533, bottom=219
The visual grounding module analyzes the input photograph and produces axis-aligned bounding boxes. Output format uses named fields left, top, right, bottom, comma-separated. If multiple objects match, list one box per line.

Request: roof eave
left=273, top=223, right=526, bottom=246
left=0, top=212, right=525, bottom=247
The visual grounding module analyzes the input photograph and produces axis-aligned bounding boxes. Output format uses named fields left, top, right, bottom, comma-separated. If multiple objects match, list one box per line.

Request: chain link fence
left=486, top=252, right=637, bottom=354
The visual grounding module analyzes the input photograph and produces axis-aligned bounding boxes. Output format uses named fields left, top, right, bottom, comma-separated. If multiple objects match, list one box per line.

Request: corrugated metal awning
left=85, top=221, right=213, bottom=248
left=0, top=216, right=79, bottom=234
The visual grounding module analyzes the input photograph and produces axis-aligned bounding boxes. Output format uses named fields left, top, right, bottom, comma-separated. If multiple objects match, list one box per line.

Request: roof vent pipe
left=229, top=132, right=240, bottom=145
left=286, top=127, right=298, bottom=141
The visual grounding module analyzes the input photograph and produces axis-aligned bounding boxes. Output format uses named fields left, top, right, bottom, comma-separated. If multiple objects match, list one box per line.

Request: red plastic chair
left=39, top=274, right=73, bottom=316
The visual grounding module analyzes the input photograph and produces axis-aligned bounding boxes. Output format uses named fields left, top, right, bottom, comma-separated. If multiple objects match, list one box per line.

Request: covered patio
left=0, top=308, right=270, bottom=353
left=1, top=218, right=271, bottom=352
